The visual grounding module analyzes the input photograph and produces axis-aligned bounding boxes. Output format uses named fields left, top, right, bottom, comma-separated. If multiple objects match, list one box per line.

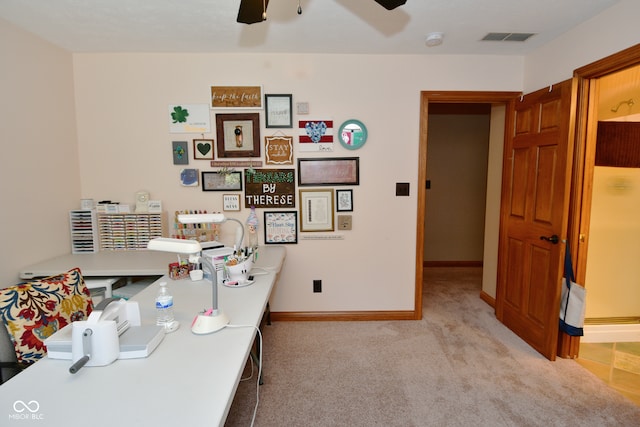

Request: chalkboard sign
left=244, top=168, right=295, bottom=208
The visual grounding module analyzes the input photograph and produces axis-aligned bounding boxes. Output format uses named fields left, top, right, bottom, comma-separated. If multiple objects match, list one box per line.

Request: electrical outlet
left=313, top=279, right=322, bottom=293
left=338, top=215, right=352, bottom=230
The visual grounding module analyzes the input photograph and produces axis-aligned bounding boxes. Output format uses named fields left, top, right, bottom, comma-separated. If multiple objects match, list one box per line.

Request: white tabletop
left=19, top=251, right=180, bottom=279
left=2, top=246, right=286, bottom=427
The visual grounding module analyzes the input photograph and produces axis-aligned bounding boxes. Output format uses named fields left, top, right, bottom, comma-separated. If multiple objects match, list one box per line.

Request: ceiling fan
left=237, top=0, right=407, bottom=24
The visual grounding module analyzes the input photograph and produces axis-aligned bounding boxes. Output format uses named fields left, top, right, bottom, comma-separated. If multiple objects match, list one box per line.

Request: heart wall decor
left=193, top=139, right=214, bottom=160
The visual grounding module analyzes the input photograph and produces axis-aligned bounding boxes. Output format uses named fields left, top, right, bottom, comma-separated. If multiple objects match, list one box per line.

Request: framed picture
left=201, top=171, right=243, bottom=192
left=210, top=86, right=262, bottom=109
left=265, top=136, right=294, bottom=165
left=193, top=139, right=214, bottom=160
left=298, top=119, right=334, bottom=152
left=299, top=189, right=334, bottom=232
left=180, top=169, right=199, bottom=187
left=172, top=141, right=189, bottom=165
left=264, top=211, right=298, bottom=244
left=336, top=189, right=353, bottom=212
left=298, top=157, right=359, bottom=186
left=265, top=94, right=293, bottom=128
left=223, top=194, right=241, bottom=211
left=169, top=104, right=211, bottom=133
left=216, top=113, right=261, bottom=158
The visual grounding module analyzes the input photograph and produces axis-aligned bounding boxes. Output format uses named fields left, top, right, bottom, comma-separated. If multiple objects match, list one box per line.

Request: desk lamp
left=147, top=213, right=245, bottom=334
left=177, top=213, right=244, bottom=251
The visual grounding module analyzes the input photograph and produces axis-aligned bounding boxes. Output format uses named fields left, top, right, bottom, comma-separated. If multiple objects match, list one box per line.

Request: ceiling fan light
left=425, top=32, right=444, bottom=47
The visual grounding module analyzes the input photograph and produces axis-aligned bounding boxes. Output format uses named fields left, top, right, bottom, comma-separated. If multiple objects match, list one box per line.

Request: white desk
left=19, top=251, right=180, bottom=279
left=1, top=246, right=286, bottom=427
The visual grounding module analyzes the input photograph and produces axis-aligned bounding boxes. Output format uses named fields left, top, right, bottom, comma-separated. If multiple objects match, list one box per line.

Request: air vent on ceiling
left=481, top=32, right=536, bottom=42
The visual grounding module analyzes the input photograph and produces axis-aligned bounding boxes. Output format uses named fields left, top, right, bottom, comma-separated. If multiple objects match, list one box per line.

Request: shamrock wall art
left=168, top=104, right=211, bottom=133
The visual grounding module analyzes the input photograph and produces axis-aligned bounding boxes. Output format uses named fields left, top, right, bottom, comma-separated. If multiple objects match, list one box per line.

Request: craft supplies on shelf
left=98, top=212, right=167, bottom=251
left=171, top=209, right=220, bottom=242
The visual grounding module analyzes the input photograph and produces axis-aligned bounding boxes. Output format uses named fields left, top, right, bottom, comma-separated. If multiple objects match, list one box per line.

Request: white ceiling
left=0, top=0, right=620, bottom=55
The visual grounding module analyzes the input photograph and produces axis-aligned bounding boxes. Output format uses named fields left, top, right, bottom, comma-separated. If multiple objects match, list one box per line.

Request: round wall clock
left=338, top=119, right=368, bottom=150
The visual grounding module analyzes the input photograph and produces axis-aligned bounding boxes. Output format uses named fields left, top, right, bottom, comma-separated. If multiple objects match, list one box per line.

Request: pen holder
left=226, top=258, right=254, bottom=284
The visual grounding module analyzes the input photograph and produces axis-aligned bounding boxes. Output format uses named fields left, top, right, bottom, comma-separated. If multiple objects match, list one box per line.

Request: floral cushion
left=0, top=268, right=93, bottom=365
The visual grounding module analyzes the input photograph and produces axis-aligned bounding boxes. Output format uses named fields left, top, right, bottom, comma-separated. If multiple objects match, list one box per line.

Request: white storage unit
left=69, top=210, right=99, bottom=254
left=98, top=212, right=167, bottom=251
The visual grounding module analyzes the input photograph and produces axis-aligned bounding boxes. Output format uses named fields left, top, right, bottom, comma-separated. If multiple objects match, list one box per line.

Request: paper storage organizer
left=69, top=210, right=99, bottom=254
left=98, top=212, right=167, bottom=251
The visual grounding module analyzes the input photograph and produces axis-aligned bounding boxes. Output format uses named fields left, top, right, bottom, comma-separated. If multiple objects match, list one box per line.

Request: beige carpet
left=225, top=268, right=640, bottom=426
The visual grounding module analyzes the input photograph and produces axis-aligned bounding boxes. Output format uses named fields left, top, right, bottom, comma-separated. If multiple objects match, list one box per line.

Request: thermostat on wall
left=296, top=102, right=309, bottom=115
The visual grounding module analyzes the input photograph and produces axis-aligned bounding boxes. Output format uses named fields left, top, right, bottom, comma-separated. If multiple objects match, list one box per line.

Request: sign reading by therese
left=244, top=169, right=295, bottom=208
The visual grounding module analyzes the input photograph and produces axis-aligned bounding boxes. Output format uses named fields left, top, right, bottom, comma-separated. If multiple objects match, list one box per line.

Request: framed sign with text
left=210, top=86, right=262, bottom=109
left=264, top=211, right=298, bottom=244
left=298, top=157, right=359, bottom=186
left=265, top=136, right=293, bottom=165
left=265, top=94, right=293, bottom=128
left=244, top=168, right=295, bottom=208
left=223, top=194, right=241, bottom=211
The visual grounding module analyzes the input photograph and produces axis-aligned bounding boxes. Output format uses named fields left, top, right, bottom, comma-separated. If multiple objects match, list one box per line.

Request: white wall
left=2, top=0, right=636, bottom=312
left=482, top=105, right=506, bottom=300
left=0, top=19, right=80, bottom=287
left=71, top=53, right=522, bottom=312
left=424, top=113, right=490, bottom=262
left=523, top=0, right=640, bottom=92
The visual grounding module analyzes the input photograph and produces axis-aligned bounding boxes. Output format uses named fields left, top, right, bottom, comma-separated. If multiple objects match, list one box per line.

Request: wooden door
left=495, top=79, right=577, bottom=361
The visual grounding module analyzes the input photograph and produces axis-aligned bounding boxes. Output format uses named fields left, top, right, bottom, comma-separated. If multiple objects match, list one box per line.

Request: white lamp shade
left=147, top=237, right=202, bottom=254
left=177, top=213, right=226, bottom=224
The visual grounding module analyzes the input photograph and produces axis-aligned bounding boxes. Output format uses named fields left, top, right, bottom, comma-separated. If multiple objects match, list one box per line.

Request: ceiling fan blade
left=374, top=0, right=407, bottom=10
left=237, top=0, right=269, bottom=24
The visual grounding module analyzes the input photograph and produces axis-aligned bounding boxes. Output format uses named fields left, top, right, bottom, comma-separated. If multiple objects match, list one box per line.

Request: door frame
left=572, top=43, right=640, bottom=277
left=558, top=44, right=640, bottom=356
left=416, top=91, right=519, bottom=319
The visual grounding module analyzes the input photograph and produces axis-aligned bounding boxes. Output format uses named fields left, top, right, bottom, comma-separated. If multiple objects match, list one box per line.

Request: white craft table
left=19, top=250, right=180, bottom=279
left=2, top=246, right=286, bottom=427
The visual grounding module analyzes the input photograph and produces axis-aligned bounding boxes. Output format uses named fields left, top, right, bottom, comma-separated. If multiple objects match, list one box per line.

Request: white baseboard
left=582, top=324, right=640, bottom=343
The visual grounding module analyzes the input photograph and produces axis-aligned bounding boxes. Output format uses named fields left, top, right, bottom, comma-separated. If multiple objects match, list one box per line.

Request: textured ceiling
left=0, top=0, right=620, bottom=55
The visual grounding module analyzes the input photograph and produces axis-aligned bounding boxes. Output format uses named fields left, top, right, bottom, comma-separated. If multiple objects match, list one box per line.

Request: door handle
left=539, top=234, right=559, bottom=244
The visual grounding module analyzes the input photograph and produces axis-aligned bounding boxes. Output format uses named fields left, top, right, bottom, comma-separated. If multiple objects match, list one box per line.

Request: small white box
left=148, top=200, right=162, bottom=213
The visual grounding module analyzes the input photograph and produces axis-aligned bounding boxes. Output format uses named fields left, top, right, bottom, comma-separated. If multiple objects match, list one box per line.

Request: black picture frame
left=336, top=189, right=353, bottom=212
left=298, top=157, right=360, bottom=186
left=264, top=211, right=298, bottom=244
left=265, top=94, right=293, bottom=128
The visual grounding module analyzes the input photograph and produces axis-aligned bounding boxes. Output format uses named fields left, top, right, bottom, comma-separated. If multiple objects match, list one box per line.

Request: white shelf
left=69, top=210, right=99, bottom=254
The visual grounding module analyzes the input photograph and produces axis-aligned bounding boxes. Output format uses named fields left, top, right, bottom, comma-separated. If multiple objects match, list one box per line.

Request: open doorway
left=423, top=103, right=491, bottom=269
left=415, top=92, right=518, bottom=319
left=577, top=62, right=640, bottom=343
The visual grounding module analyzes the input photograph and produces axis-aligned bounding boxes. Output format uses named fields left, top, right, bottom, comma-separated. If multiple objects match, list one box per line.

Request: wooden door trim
left=559, top=43, right=640, bottom=357
left=416, top=91, right=519, bottom=320
left=573, top=43, right=640, bottom=278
